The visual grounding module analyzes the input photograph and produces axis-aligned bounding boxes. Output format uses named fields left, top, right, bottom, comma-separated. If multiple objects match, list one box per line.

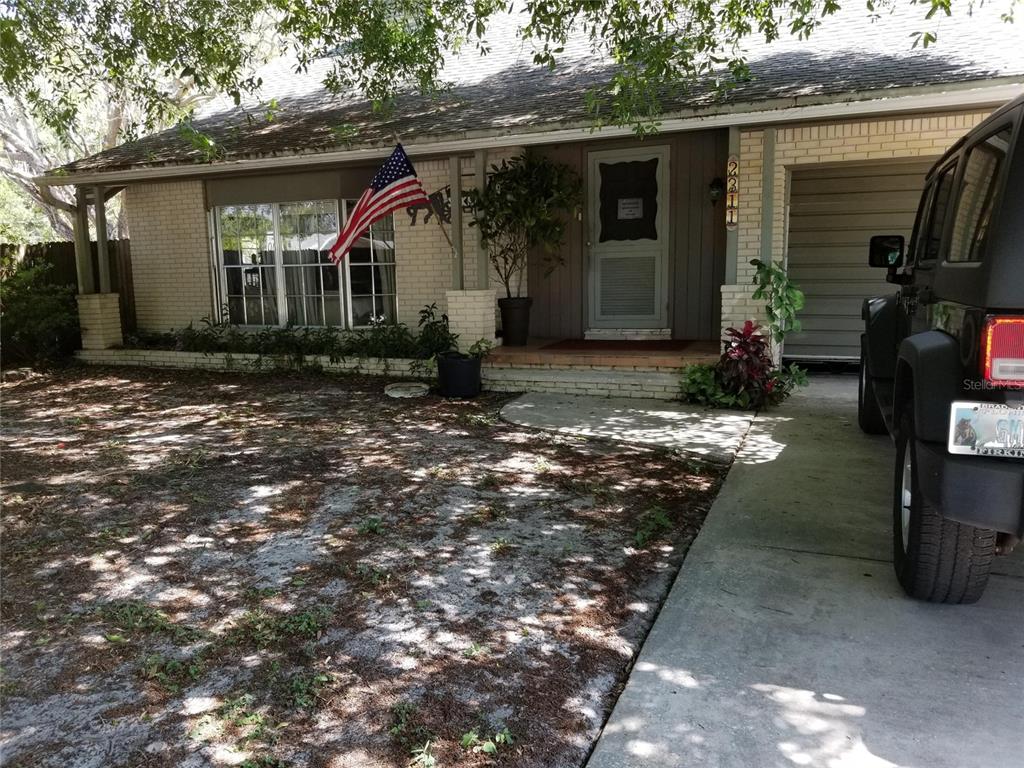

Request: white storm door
left=587, top=146, right=670, bottom=329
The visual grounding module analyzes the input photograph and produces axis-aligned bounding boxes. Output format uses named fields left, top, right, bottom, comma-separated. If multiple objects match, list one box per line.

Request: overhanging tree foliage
left=1, top=0, right=1018, bottom=144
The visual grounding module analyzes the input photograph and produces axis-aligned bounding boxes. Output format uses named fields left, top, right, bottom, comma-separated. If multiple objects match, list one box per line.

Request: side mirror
left=869, top=235, right=905, bottom=268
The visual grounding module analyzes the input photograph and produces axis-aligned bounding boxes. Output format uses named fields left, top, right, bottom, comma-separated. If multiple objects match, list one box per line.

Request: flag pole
left=431, top=199, right=455, bottom=252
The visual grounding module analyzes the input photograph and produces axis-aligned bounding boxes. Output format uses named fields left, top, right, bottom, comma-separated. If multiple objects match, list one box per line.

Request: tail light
left=982, top=316, right=1024, bottom=387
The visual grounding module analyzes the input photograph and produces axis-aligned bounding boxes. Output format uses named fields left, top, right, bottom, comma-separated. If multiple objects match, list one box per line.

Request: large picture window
left=215, top=200, right=397, bottom=327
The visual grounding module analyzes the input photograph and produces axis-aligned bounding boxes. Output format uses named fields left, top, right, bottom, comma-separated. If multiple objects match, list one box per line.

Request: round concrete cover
left=384, top=382, right=430, bottom=398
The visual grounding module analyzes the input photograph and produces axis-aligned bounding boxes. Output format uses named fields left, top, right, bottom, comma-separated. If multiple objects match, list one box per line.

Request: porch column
left=446, top=288, right=497, bottom=351
left=75, top=185, right=124, bottom=350
left=94, top=185, right=112, bottom=293
left=446, top=153, right=497, bottom=349
left=73, top=186, right=95, bottom=295
left=474, top=149, right=489, bottom=289
left=449, top=155, right=464, bottom=290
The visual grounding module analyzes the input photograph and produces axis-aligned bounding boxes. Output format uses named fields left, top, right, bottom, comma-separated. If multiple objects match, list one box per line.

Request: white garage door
left=784, top=160, right=934, bottom=360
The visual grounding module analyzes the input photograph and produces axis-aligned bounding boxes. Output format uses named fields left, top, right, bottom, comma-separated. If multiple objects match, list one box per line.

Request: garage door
left=784, top=160, right=934, bottom=360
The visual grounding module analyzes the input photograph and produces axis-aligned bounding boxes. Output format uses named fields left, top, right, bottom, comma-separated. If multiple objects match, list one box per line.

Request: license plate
left=948, top=401, right=1024, bottom=458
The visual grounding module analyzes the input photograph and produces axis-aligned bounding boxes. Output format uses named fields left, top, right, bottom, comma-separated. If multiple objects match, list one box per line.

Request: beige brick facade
left=394, top=148, right=523, bottom=327
left=77, top=293, right=123, bottom=349
left=116, top=109, right=998, bottom=347
left=124, top=180, right=214, bottom=332
left=445, top=289, right=498, bottom=350
left=120, top=152, right=526, bottom=335
left=721, top=109, right=994, bottom=337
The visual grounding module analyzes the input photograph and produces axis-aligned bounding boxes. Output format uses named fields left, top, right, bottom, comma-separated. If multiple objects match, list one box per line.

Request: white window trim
left=213, top=198, right=399, bottom=329
left=342, top=198, right=398, bottom=329
left=213, top=199, right=341, bottom=328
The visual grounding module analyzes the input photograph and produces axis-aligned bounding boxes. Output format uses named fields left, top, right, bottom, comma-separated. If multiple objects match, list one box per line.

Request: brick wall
left=77, top=294, right=124, bottom=349
left=394, top=148, right=523, bottom=327
left=446, top=289, right=498, bottom=349
left=124, top=180, right=213, bottom=332
left=121, top=148, right=530, bottom=334
left=721, top=109, right=993, bottom=336
left=77, top=348, right=682, bottom=399
left=394, top=158, right=458, bottom=326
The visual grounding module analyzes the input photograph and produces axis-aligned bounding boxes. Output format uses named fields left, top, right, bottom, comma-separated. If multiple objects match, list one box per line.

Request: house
left=40, top=6, right=1024, bottom=396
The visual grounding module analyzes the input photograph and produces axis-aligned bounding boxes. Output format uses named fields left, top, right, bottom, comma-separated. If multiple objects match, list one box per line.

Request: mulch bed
left=0, top=365, right=727, bottom=768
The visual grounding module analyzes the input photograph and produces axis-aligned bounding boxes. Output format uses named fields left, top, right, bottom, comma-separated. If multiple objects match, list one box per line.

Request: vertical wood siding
left=528, top=129, right=728, bottom=340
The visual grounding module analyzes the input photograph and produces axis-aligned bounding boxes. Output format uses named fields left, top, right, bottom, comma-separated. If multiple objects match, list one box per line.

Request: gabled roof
left=51, top=5, right=1024, bottom=179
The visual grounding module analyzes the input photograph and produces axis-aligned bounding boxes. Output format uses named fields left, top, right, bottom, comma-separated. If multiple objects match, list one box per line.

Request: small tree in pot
left=468, top=154, right=582, bottom=346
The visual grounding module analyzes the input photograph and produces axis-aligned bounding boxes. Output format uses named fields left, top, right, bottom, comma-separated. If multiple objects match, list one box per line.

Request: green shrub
left=0, top=261, right=80, bottom=365
left=125, top=303, right=460, bottom=367
left=750, top=258, right=806, bottom=349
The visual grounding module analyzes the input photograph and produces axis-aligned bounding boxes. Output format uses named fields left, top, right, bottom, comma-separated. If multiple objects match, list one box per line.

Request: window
left=346, top=204, right=397, bottom=326
left=214, top=200, right=397, bottom=327
left=597, top=159, right=660, bottom=242
left=219, top=204, right=278, bottom=325
left=911, top=162, right=957, bottom=265
left=279, top=201, right=341, bottom=326
left=948, top=125, right=1012, bottom=263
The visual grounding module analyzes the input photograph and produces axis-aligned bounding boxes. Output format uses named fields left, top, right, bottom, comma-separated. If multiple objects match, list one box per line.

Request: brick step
left=488, top=348, right=716, bottom=371
left=483, top=363, right=681, bottom=400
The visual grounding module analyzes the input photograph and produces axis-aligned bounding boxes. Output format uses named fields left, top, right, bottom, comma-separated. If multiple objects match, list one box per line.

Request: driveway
left=587, top=375, right=1024, bottom=768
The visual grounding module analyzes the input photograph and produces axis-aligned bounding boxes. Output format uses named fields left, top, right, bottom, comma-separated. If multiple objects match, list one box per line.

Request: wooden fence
left=0, top=239, right=136, bottom=333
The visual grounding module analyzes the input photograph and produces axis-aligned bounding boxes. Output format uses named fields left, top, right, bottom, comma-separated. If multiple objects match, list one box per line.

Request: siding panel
left=530, top=129, right=728, bottom=340
left=785, top=160, right=933, bottom=359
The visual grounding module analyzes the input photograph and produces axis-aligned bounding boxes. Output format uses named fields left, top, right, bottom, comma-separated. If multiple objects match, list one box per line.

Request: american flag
left=328, top=144, right=429, bottom=264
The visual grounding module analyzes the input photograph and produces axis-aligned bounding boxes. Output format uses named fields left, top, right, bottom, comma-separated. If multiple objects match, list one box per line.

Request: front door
left=587, top=146, right=670, bottom=330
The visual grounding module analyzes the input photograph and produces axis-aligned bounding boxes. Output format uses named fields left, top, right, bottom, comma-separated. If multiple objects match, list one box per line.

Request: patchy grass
left=0, top=366, right=727, bottom=767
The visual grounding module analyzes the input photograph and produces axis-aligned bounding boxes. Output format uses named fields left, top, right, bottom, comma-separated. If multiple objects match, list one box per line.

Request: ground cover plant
left=0, top=366, right=727, bottom=767
left=125, top=303, right=459, bottom=370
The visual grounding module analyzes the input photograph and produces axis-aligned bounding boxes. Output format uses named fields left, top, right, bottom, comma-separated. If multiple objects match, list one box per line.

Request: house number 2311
left=725, top=155, right=739, bottom=231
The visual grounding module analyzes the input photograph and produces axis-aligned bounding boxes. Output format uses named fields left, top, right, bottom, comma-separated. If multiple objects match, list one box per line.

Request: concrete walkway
left=501, top=393, right=754, bottom=462
left=580, top=376, right=1024, bottom=768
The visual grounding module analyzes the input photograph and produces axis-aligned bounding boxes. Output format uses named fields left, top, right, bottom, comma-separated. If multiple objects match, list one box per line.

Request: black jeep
left=859, top=94, right=1024, bottom=604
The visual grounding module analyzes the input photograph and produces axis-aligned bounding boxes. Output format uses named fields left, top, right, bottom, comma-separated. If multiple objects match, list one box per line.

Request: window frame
left=945, top=122, right=1014, bottom=266
left=908, top=159, right=958, bottom=270
left=214, top=198, right=401, bottom=329
left=276, top=199, right=348, bottom=328
left=342, top=198, right=398, bottom=329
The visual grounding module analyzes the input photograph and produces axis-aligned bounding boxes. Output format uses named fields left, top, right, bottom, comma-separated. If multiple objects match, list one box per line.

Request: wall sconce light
left=708, top=177, right=725, bottom=204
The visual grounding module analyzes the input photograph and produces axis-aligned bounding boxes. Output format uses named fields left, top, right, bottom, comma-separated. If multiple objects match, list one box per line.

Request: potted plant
left=468, top=154, right=582, bottom=345
left=437, top=338, right=492, bottom=399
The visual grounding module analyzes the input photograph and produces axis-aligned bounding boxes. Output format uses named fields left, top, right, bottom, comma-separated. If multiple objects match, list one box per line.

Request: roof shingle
left=58, top=5, right=1024, bottom=175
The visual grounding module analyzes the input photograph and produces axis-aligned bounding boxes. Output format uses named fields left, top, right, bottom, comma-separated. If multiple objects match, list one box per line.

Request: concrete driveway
left=586, top=375, right=1024, bottom=768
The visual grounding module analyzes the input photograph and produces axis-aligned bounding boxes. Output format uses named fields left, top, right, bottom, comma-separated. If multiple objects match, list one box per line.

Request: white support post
left=73, top=186, right=95, bottom=294
left=449, top=155, right=464, bottom=290
left=474, top=149, right=489, bottom=290
left=94, top=185, right=112, bottom=293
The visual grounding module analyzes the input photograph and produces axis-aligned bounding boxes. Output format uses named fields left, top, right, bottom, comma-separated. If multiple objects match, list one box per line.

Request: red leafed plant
left=679, top=320, right=806, bottom=409
left=718, top=320, right=774, bottom=397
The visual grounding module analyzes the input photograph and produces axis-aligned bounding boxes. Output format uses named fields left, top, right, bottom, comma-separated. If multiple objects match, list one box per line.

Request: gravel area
left=0, top=366, right=727, bottom=768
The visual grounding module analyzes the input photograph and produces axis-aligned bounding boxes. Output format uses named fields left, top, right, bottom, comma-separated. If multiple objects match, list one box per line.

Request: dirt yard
left=0, top=367, right=726, bottom=768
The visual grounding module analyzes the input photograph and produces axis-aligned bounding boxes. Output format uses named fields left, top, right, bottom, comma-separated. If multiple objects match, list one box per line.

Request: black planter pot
left=498, top=297, right=533, bottom=346
left=436, top=353, right=482, bottom=399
